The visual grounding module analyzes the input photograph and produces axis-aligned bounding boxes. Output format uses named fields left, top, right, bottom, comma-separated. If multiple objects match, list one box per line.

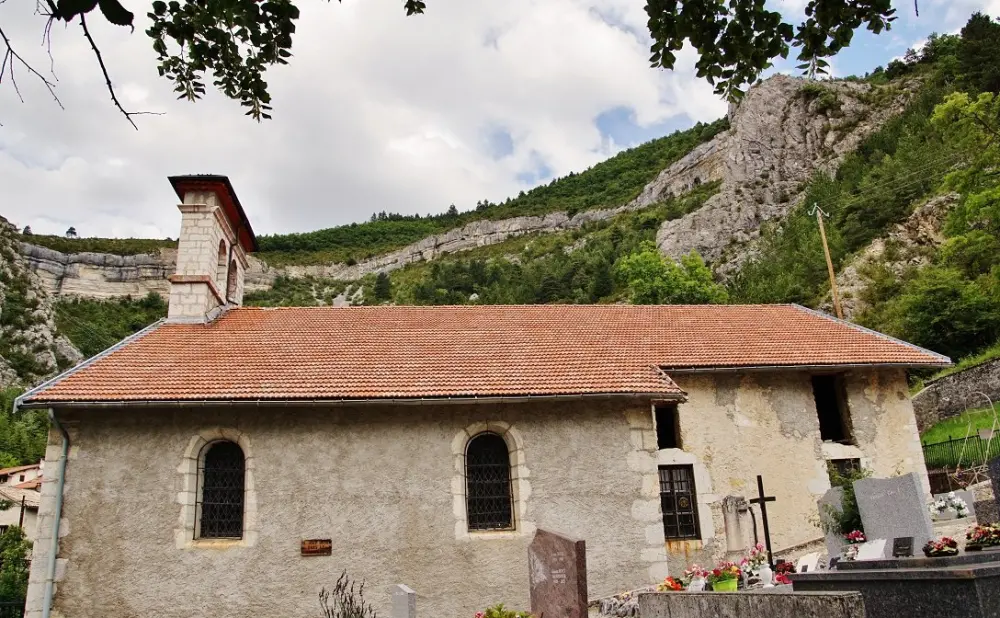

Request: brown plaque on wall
left=301, top=539, right=333, bottom=556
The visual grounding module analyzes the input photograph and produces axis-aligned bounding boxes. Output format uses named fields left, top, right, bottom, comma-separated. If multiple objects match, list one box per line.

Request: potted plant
left=708, top=563, right=740, bottom=592
left=929, top=493, right=969, bottom=521
left=922, top=537, right=959, bottom=557
left=840, top=529, right=866, bottom=561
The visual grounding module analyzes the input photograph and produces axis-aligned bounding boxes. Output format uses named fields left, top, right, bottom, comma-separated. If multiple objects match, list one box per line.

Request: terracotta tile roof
left=0, top=464, right=40, bottom=476
left=22, top=304, right=949, bottom=405
left=13, top=478, right=41, bottom=490
left=0, top=486, right=40, bottom=509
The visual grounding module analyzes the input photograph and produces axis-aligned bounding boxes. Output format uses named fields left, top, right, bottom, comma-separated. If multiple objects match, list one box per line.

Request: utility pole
left=810, top=204, right=843, bottom=319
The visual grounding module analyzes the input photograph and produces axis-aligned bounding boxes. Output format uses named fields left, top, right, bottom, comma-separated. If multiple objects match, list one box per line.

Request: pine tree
left=960, top=13, right=1000, bottom=94
left=20, top=226, right=31, bottom=235
left=373, top=272, right=391, bottom=303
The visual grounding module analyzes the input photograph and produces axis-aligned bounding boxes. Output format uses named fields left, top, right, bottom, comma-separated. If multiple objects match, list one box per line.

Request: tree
left=373, top=272, right=391, bottom=303
left=1, top=0, right=915, bottom=124
left=20, top=226, right=31, bottom=236
left=959, top=13, right=1000, bottom=94
left=0, top=527, right=30, bottom=603
left=615, top=241, right=728, bottom=305
left=446, top=205, right=459, bottom=217
left=65, top=227, right=77, bottom=238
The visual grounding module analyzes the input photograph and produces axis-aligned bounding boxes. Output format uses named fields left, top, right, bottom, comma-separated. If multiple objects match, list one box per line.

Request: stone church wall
left=31, top=399, right=662, bottom=618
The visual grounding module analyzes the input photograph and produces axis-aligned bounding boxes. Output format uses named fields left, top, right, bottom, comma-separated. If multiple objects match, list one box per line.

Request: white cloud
left=0, top=0, right=727, bottom=238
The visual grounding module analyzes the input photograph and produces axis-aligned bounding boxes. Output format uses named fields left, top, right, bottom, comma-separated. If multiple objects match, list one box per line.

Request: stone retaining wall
left=912, top=359, right=1000, bottom=432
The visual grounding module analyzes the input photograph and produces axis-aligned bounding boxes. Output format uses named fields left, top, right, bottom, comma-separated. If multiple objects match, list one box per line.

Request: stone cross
left=390, top=584, right=416, bottom=618
left=528, top=529, right=587, bottom=618
left=749, top=475, right=777, bottom=569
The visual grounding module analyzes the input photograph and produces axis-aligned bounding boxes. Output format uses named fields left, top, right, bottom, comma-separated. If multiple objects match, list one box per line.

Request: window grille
left=197, top=441, right=245, bottom=539
left=659, top=465, right=700, bottom=540
left=466, top=433, right=513, bottom=531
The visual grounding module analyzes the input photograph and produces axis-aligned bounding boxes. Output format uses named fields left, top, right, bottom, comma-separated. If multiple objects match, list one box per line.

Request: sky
left=2, top=0, right=999, bottom=239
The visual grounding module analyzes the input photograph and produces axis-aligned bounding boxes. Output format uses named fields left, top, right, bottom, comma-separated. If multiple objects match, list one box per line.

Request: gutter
left=12, top=395, right=68, bottom=618
left=18, top=391, right=686, bottom=410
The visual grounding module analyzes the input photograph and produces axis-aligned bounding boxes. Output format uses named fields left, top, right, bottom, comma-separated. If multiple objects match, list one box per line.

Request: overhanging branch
left=0, top=21, right=63, bottom=109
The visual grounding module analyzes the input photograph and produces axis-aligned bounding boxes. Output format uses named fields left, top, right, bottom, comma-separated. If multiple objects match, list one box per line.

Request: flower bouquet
left=966, top=524, right=1000, bottom=551
left=775, top=560, right=796, bottom=574
left=680, top=565, right=710, bottom=591
left=774, top=573, right=792, bottom=585
left=929, top=492, right=970, bottom=520
left=656, top=576, right=684, bottom=592
left=708, top=562, right=741, bottom=592
left=922, top=537, right=959, bottom=558
left=844, top=530, right=866, bottom=544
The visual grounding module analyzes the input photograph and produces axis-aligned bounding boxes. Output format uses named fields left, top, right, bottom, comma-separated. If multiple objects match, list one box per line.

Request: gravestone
left=853, top=540, right=887, bottom=561
left=818, top=487, right=845, bottom=559
left=989, top=457, right=1000, bottom=516
left=528, top=529, right=587, bottom=618
left=796, top=552, right=820, bottom=574
left=854, top=473, right=934, bottom=559
left=390, top=584, right=416, bottom=618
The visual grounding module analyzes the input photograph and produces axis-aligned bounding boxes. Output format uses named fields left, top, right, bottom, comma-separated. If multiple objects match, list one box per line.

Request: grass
left=21, top=234, right=176, bottom=255
left=921, top=403, right=1000, bottom=445
left=929, top=339, right=1000, bottom=381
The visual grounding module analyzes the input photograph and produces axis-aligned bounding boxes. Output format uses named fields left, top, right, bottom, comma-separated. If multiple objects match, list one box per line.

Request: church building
left=17, top=176, right=949, bottom=618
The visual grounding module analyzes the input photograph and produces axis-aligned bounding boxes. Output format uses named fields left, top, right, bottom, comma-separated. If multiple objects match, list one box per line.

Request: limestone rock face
left=824, top=192, right=957, bottom=319
left=642, top=75, right=916, bottom=273
left=0, top=219, right=83, bottom=389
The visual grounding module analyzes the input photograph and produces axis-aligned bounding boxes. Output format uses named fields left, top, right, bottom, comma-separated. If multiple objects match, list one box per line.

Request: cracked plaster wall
left=663, top=368, right=928, bottom=572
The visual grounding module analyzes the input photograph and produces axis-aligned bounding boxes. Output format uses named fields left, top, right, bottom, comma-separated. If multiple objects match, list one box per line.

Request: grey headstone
left=989, top=457, right=1000, bottom=515
left=818, top=487, right=846, bottom=558
left=390, top=584, right=416, bottom=618
left=932, top=490, right=977, bottom=520
left=854, top=473, right=934, bottom=559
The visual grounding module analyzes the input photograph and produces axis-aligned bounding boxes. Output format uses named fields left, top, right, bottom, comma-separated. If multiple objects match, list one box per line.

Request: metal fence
left=923, top=435, right=1000, bottom=470
left=0, top=600, right=24, bottom=618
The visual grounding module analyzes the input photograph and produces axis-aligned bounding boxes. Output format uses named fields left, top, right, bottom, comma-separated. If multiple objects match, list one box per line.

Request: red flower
left=712, top=569, right=721, bottom=576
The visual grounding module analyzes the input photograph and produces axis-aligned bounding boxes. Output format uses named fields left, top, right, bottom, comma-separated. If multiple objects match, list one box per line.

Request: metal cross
left=749, top=475, right=776, bottom=569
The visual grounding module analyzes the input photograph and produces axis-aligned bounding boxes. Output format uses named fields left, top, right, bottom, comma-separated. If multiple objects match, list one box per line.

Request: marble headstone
left=854, top=473, right=934, bottom=559
left=854, top=539, right=887, bottom=561
left=818, top=486, right=846, bottom=558
left=528, top=529, right=587, bottom=618
left=390, top=584, right=416, bottom=618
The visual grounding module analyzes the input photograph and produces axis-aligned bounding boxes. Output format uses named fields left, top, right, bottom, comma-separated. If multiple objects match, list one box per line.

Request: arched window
left=216, top=240, right=228, bottom=289
left=226, top=259, right=238, bottom=302
left=197, top=441, right=245, bottom=539
left=465, top=432, right=513, bottom=531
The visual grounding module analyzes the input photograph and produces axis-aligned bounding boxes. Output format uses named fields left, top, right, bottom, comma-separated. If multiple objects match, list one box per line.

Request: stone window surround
left=176, top=428, right=258, bottom=549
left=450, top=421, right=534, bottom=541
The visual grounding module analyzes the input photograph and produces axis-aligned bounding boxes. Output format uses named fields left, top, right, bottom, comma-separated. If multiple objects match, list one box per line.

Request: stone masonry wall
left=28, top=399, right=664, bottom=618
left=912, top=359, right=1000, bottom=432
left=663, top=368, right=927, bottom=575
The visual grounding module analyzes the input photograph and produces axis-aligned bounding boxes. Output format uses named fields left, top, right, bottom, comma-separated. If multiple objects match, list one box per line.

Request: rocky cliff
left=18, top=74, right=915, bottom=300
left=0, top=218, right=83, bottom=389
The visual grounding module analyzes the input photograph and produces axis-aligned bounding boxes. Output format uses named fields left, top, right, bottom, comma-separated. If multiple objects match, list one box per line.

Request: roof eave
left=661, top=361, right=952, bottom=374
left=17, top=391, right=686, bottom=410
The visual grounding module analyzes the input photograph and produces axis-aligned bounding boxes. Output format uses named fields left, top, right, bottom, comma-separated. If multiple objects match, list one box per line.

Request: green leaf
left=98, top=0, right=134, bottom=27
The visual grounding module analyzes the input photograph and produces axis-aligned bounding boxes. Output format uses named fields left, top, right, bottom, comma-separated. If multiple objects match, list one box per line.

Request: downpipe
left=13, top=393, right=68, bottom=618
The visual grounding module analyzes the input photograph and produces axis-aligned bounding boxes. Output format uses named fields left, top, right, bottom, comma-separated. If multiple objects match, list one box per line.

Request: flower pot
left=758, top=565, right=774, bottom=588
left=713, top=579, right=738, bottom=592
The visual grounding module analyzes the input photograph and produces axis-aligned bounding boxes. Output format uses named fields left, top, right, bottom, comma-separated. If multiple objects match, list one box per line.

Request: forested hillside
left=7, top=12, right=1000, bottom=395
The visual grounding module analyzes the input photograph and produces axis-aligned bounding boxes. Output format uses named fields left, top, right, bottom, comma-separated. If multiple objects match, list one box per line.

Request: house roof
left=19, top=304, right=950, bottom=406
left=0, top=486, right=40, bottom=509
left=13, top=478, right=42, bottom=490
left=0, top=464, right=40, bottom=476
